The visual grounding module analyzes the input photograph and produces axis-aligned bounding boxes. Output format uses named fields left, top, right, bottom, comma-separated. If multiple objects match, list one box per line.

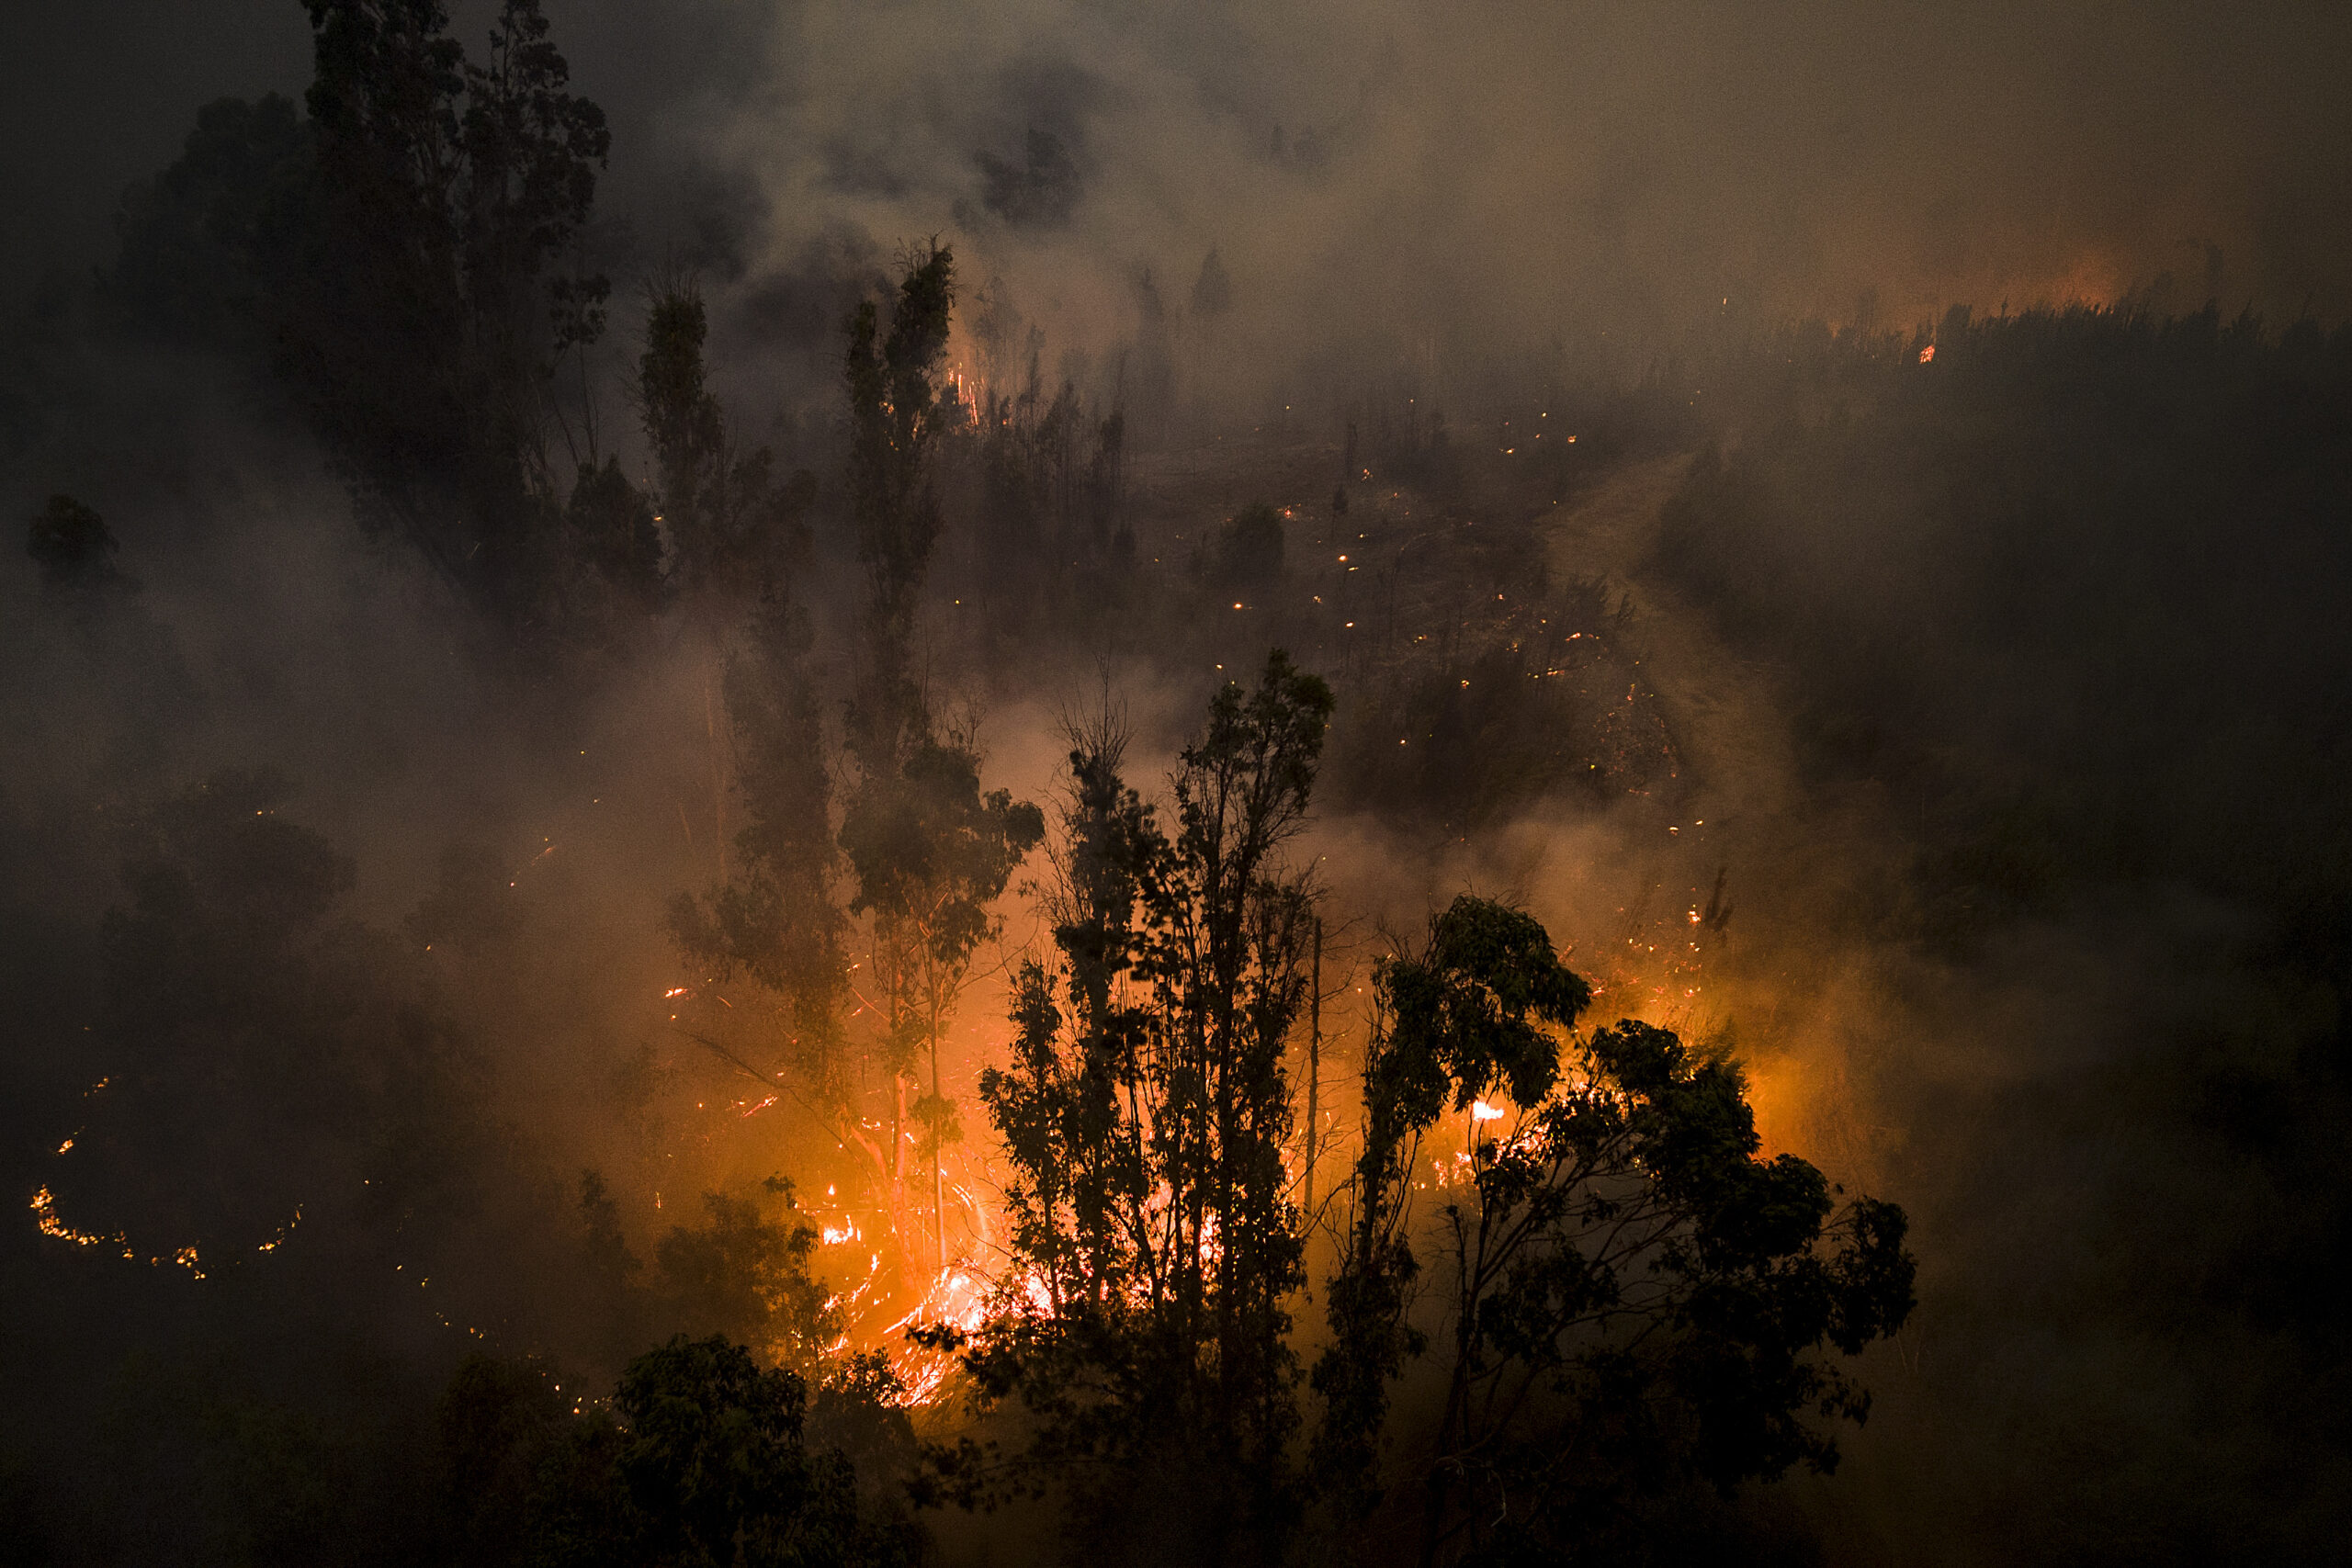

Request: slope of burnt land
left=994, top=422, right=1698, bottom=841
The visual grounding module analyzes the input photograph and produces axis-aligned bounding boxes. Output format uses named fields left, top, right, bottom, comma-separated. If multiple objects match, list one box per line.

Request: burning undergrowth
left=4, top=6, right=2349, bottom=1566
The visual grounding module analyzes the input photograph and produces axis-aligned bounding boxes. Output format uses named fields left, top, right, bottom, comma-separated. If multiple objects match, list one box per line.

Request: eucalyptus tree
left=922, top=651, right=1336, bottom=1568
left=843, top=243, right=956, bottom=773
left=840, top=736, right=1043, bottom=1281
left=1316, top=897, right=1917, bottom=1566
left=292, top=0, right=612, bottom=621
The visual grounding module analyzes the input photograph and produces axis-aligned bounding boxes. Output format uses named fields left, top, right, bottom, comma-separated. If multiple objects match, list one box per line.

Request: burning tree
left=840, top=735, right=1044, bottom=1281
left=921, top=650, right=1335, bottom=1566
left=832, top=243, right=1052, bottom=1297
left=675, top=707, right=1038, bottom=1313
left=845, top=242, right=956, bottom=767
left=662, top=270, right=837, bottom=1084
left=673, top=244, right=1039, bottom=1318
left=1315, top=897, right=1917, bottom=1565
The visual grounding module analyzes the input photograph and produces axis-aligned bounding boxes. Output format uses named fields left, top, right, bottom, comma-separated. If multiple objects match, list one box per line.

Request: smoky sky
left=9, top=9, right=2352, bottom=1563
left=9, top=1, right=2352, bottom=368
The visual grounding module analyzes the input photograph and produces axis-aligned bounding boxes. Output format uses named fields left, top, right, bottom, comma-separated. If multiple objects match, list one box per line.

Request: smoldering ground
left=6, top=3, right=2352, bottom=1565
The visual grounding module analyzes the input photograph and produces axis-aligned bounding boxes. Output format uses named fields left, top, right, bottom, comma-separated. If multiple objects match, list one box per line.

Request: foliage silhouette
left=26, top=495, right=130, bottom=592
left=654, top=1179, right=838, bottom=1378
left=1203, top=502, right=1285, bottom=592
left=977, top=130, right=1080, bottom=229
left=109, top=2, right=615, bottom=634
left=840, top=735, right=1044, bottom=1279
left=922, top=649, right=1335, bottom=1567
left=844, top=243, right=956, bottom=769
left=639, top=279, right=818, bottom=604
left=440, top=1337, right=913, bottom=1568
left=1317, top=897, right=1914, bottom=1566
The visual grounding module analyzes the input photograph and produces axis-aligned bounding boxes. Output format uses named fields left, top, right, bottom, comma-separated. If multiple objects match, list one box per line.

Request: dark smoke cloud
left=6, top=6, right=2352, bottom=1564
left=634, top=1, right=2352, bottom=376
left=14, top=5, right=2350, bottom=371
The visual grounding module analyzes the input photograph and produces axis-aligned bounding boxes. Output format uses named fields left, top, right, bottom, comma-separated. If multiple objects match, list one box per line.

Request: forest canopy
left=7, top=3, right=2352, bottom=1566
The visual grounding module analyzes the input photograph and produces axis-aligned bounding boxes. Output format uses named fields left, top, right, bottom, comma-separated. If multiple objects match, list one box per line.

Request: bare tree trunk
left=705, top=657, right=728, bottom=882
left=1305, top=916, right=1321, bottom=1223
left=929, top=977, right=946, bottom=1279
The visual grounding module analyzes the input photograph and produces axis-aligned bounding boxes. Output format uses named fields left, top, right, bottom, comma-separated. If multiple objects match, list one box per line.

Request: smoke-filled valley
left=5, top=5, right=2351, bottom=1566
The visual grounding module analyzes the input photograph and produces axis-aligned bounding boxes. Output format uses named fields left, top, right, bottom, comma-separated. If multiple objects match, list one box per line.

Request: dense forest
left=5, top=4, right=2350, bottom=1566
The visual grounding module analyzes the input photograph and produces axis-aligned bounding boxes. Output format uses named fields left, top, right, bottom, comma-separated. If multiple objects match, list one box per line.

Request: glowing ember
left=29, top=1185, right=130, bottom=1256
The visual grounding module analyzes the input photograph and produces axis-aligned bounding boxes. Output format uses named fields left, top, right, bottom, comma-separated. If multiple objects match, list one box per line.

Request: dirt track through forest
left=1540, top=452, right=1804, bottom=836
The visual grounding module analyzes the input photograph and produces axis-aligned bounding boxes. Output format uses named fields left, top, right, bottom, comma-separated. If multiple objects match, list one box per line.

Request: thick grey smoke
left=569, top=0, right=2352, bottom=365
left=6, top=5, right=2351, bottom=1564
left=13, top=4, right=2350, bottom=385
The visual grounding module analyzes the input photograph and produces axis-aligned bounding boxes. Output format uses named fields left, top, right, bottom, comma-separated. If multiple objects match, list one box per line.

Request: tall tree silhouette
left=288, top=0, right=609, bottom=623
left=925, top=650, right=1335, bottom=1567
left=843, top=243, right=955, bottom=771
left=840, top=735, right=1043, bottom=1284
left=639, top=279, right=817, bottom=603
left=660, top=291, right=842, bottom=1228
left=443, top=1336, right=914, bottom=1567
left=1316, top=897, right=1915, bottom=1564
